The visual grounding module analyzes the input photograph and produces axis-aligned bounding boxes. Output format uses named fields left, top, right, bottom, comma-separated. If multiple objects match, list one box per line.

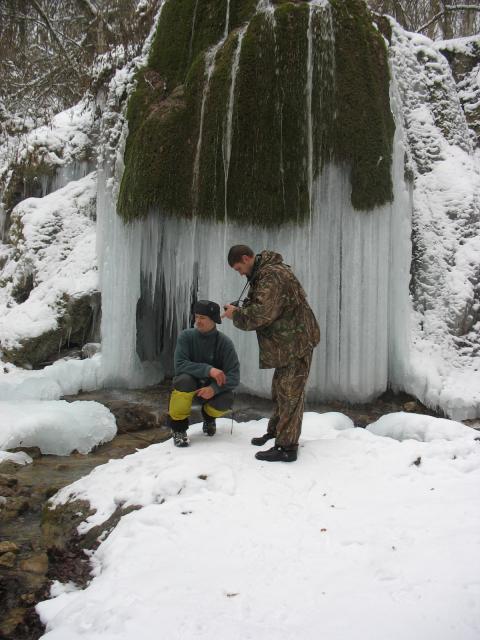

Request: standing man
left=168, top=300, right=240, bottom=447
left=223, top=246, right=320, bottom=462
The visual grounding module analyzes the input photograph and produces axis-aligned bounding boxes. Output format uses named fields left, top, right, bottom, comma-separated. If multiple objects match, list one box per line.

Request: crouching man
left=168, top=300, right=240, bottom=447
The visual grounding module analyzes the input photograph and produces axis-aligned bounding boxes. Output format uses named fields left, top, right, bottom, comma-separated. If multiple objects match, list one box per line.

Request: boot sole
left=255, top=455, right=296, bottom=462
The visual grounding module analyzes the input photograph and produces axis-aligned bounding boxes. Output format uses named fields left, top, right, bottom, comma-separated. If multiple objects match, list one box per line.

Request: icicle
left=188, top=0, right=199, bottom=67
left=192, top=45, right=221, bottom=213
left=222, top=26, right=247, bottom=275
left=192, top=2, right=233, bottom=213
left=224, top=0, right=230, bottom=39
left=306, top=4, right=314, bottom=261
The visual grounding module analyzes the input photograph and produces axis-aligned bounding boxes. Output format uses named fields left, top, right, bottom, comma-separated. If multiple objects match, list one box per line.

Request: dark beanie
left=193, top=299, right=222, bottom=324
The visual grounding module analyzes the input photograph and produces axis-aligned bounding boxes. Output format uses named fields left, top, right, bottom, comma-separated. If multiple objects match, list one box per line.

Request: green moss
left=227, top=12, right=285, bottom=224
left=118, top=0, right=395, bottom=225
left=119, top=85, right=194, bottom=221
left=330, top=0, right=394, bottom=210
left=148, top=0, right=228, bottom=92
left=194, top=33, right=238, bottom=220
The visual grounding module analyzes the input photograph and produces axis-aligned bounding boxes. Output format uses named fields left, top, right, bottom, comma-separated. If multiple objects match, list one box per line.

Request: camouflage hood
left=249, top=250, right=284, bottom=282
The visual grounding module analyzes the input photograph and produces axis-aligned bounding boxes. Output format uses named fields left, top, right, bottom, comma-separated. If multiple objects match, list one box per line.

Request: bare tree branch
left=417, top=4, right=480, bottom=34
left=28, top=0, right=83, bottom=79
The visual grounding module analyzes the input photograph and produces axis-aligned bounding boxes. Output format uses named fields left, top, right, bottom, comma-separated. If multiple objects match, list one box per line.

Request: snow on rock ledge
left=0, top=399, right=116, bottom=455
left=0, top=172, right=99, bottom=366
left=0, top=354, right=103, bottom=401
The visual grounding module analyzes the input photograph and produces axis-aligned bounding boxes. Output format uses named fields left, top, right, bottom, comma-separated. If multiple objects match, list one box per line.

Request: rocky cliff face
left=437, top=36, right=480, bottom=148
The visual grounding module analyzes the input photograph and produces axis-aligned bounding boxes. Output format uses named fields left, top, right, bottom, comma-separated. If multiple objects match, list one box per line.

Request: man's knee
left=209, top=390, right=234, bottom=412
left=173, top=374, right=198, bottom=392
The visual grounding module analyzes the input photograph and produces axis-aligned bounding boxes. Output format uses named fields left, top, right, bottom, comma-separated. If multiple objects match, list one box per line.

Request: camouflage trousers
left=267, top=350, right=313, bottom=448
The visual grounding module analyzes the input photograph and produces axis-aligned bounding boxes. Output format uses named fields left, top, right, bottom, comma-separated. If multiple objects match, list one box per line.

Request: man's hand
left=222, top=304, right=238, bottom=320
left=209, top=367, right=226, bottom=386
left=196, top=386, right=215, bottom=400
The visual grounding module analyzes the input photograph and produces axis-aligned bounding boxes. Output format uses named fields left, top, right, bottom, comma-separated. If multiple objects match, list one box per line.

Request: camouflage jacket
left=232, top=251, right=320, bottom=368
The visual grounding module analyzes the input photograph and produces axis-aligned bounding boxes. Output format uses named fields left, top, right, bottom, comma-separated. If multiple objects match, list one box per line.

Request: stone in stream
left=0, top=552, right=17, bottom=568
left=0, top=541, right=19, bottom=555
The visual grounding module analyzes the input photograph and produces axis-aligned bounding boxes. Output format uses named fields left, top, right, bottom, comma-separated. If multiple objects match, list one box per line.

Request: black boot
left=201, top=406, right=216, bottom=437
left=168, top=417, right=189, bottom=447
left=251, top=433, right=275, bottom=446
left=255, top=445, right=297, bottom=462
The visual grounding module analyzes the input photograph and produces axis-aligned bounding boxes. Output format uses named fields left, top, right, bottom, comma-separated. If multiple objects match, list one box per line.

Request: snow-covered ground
left=36, top=412, right=480, bottom=640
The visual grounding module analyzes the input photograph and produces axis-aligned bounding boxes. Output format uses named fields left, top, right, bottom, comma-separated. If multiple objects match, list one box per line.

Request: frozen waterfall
left=96, top=7, right=478, bottom=419
left=97, top=86, right=411, bottom=404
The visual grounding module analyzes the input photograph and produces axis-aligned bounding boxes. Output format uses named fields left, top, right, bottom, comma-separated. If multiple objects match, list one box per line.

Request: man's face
left=232, top=255, right=254, bottom=277
left=194, top=314, right=216, bottom=333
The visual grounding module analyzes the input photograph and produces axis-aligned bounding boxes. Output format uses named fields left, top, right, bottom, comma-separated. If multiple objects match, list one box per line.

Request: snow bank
left=0, top=450, right=32, bottom=465
left=39, top=413, right=480, bottom=639
left=0, top=399, right=116, bottom=455
left=0, top=172, right=98, bottom=351
left=0, top=355, right=103, bottom=401
left=367, top=412, right=478, bottom=442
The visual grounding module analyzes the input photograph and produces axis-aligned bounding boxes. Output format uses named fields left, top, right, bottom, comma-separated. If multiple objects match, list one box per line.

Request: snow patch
left=0, top=399, right=116, bottom=455
left=0, top=449, right=33, bottom=465
left=367, top=412, right=477, bottom=442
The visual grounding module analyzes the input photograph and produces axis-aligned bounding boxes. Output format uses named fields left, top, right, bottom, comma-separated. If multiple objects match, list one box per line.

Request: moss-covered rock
left=118, top=0, right=395, bottom=225
left=330, top=0, right=394, bottom=210
left=2, top=292, right=100, bottom=367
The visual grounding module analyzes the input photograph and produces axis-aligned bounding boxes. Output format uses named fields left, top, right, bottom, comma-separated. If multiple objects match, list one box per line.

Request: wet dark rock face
left=0, top=381, right=442, bottom=639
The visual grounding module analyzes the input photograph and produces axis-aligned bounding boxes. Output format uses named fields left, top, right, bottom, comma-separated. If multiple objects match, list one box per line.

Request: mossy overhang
left=118, top=0, right=395, bottom=226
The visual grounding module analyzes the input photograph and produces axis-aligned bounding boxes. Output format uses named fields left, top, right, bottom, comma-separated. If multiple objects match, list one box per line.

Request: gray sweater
left=174, top=328, right=240, bottom=394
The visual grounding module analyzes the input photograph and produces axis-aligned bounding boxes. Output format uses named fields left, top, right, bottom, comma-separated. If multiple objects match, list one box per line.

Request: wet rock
left=0, top=552, right=17, bottom=568
left=103, top=400, right=159, bottom=433
left=354, top=414, right=370, bottom=428
left=0, top=606, right=27, bottom=637
left=19, top=553, right=48, bottom=575
left=0, top=541, right=19, bottom=555
left=1, top=497, right=31, bottom=520
left=0, top=474, right=18, bottom=489
left=20, top=593, right=36, bottom=606
left=41, top=499, right=94, bottom=552
left=9, top=446, right=42, bottom=460
left=0, top=460, right=25, bottom=474
left=403, top=401, right=419, bottom=412
left=82, top=342, right=101, bottom=358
